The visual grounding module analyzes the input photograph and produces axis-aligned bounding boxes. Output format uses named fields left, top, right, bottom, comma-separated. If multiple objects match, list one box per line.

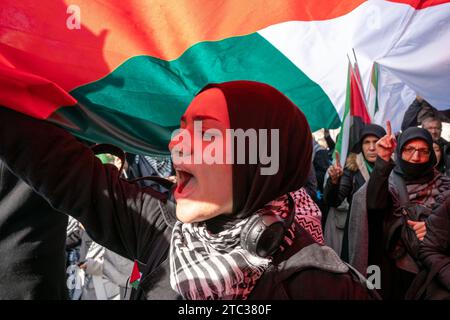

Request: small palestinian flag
left=334, top=60, right=371, bottom=167
left=130, top=260, right=142, bottom=290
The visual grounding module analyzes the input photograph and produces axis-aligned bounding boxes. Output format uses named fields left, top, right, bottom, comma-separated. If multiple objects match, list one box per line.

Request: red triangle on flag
left=349, top=64, right=371, bottom=124
left=130, top=260, right=142, bottom=289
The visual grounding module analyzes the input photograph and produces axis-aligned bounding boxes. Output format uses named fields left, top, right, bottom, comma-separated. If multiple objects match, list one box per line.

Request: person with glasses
left=367, top=124, right=450, bottom=299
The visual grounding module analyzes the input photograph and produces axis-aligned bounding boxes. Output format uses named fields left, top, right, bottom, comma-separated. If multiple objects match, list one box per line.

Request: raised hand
left=376, top=120, right=397, bottom=162
left=328, top=151, right=344, bottom=185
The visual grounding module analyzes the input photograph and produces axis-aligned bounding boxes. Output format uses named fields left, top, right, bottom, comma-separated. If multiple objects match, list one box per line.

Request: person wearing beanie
left=324, top=124, right=386, bottom=262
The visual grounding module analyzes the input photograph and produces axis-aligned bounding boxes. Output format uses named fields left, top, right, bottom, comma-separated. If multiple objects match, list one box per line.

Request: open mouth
left=176, top=169, right=194, bottom=194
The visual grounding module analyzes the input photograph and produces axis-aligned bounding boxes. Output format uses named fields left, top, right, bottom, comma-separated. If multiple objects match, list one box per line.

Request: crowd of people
left=0, top=84, right=449, bottom=300
left=321, top=97, right=450, bottom=299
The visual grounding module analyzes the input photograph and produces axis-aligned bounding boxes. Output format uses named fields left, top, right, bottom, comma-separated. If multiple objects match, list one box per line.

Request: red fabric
left=388, top=0, right=450, bottom=9
left=0, top=64, right=76, bottom=119
left=130, top=260, right=141, bottom=285
left=350, top=66, right=371, bottom=124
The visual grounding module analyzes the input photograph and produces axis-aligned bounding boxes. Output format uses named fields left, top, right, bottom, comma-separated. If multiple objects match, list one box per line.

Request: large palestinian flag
left=1, top=0, right=450, bottom=155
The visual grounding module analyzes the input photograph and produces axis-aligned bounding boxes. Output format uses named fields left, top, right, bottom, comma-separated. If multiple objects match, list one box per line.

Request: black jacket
left=324, top=169, right=366, bottom=209
left=419, top=198, right=450, bottom=290
left=0, top=160, right=68, bottom=299
left=312, top=144, right=330, bottom=225
left=366, top=157, right=436, bottom=299
left=366, top=157, right=395, bottom=267
left=324, top=154, right=368, bottom=262
left=436, top=137, right=450, bottom=176
left=0, top=108, right=377, bottom=300
left=400, top=98, right=448, bottom=131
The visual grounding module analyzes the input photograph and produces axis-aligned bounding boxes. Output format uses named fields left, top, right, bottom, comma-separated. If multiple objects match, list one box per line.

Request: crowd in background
left=0, top=92, right=449, bottom=300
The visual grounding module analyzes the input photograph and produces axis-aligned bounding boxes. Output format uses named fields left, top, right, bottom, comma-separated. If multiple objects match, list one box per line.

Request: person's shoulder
left=284, top=243, right=379, bottom=299
left=437, top=137, right=449, bottom=146
left=439, top=195, right=450, bottom=217
left=345, top=153, right=359, bottom=172
left=285, top=266, right=374, bottom=299
left=133, top=179, right=176, bottom=228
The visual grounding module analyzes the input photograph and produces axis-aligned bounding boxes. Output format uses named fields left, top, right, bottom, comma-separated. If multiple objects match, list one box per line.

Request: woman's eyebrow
left=192, top=115, right=220, bottom=121
left=180, top=115, right=220, bottom=122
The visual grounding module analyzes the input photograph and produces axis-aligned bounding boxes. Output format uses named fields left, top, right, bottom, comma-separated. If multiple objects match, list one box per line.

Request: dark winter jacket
left=400, top=98, right=449, bottom=131
left=367, top=155, right=450, bottom=299
left=324, top=153, right=368, bottom=208
left=0, top=108, right=377, bottom=300
left=304, top=166, right=318, bottom=202
left=419, top=197, right=450, bottom=291
left=436, top=137, right=450, bottom=177
left=312, top=141, right=330, bottom=195
left=324, top=153, right=369, bottom=262
left=312, top=141, right=330, bottom=224
left=366, top=157, right=411, bottom=299
left=0, top=160, right=68, bottom=299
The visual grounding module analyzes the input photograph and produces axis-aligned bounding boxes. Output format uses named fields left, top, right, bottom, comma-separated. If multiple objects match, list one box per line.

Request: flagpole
left=351, top=49, right=366, bottom=100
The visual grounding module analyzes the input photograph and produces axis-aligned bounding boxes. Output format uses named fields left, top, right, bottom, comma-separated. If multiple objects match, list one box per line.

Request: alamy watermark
left=366, top=265, right=381, bottom=290
left=66, top=5, right=81, bottom=30
left=170, top=120, right=280, bottom=175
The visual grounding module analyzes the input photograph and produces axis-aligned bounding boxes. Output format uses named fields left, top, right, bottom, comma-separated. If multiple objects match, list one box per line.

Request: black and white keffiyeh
left=169, top=217, right=270, bottom=300
left=169, top=188, right=323, bottom=300
left=140, top=155, right=173, bottom=178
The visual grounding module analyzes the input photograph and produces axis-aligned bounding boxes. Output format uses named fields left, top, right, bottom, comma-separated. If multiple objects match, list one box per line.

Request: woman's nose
left=168, top=132, right=179, bottom=152
left=411, top=151, right=421, bottom=161
left=169, top=129, right=193, bottom=157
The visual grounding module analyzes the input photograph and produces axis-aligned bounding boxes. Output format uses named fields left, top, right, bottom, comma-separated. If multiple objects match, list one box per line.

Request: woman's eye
left=202, top=132, right=215, bottom=140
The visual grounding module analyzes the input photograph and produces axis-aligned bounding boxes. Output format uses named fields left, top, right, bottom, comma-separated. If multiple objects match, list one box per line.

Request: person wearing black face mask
left=367, top=123, right=450, bottom=300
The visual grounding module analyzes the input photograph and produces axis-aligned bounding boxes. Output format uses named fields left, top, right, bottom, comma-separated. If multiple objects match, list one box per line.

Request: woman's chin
left=366, top=156, right=377, bottom=163
left=175, top=200, right=223, bottom=223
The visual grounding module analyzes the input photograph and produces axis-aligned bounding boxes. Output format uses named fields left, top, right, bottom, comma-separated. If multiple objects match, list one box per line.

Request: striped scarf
left=169, top=188, right=323, bottom=300
left=404, top=171, right=450, bottom=208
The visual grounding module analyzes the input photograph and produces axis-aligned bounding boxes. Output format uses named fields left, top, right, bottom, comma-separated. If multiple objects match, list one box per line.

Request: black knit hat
left=352, top=124, right=386, bottom=153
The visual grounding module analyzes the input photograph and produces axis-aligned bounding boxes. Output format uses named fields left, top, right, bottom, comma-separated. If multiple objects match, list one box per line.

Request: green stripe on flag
left=372, top=62, right=379, bottom=115
left=55, top=33, right=339, bottom=155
